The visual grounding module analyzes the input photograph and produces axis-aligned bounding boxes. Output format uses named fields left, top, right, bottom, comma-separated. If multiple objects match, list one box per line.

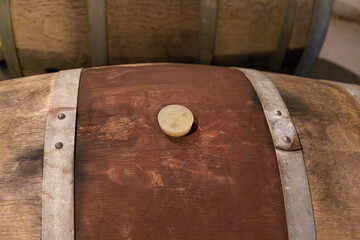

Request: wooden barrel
left=0, top=64, right=359, bottom=239
left=0, top=0, right=326, bottom=79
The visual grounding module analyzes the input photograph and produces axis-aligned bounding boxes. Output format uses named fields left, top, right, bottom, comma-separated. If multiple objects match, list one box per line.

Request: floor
left=310, top=1, right=360, bottom=85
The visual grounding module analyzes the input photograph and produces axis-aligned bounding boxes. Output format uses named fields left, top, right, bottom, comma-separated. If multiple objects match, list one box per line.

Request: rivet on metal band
left=42, top=69, right=82, bottom=240
left=334, top=82, right=360, bottom=104
left=87, top=0, right=108, bottom=67
left=238, top=68, right=301, bottom=151
left=237, top=68, right=316, bottom=240
left=197, top=0, right=218, bottom=65
left=0, top=0, right=22, bottom=78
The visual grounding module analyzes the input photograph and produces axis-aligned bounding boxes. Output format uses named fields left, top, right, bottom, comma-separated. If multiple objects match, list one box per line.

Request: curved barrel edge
left=42, top=68, right=82, bottom=240
left=235, top=67, right=316, bottom=240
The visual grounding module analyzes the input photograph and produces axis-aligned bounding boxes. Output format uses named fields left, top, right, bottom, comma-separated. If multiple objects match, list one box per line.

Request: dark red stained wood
left=75, top=64, right=288, bottom=239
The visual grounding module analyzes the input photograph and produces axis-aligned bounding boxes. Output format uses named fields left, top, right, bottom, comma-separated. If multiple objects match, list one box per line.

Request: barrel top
left=75, top=64, right=288, bottom=239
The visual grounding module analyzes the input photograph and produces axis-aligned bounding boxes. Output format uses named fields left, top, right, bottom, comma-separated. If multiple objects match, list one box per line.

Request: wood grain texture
left=215, top=0, right=285, bottom=57
left=214, top=0, right=313, bottom=59
left=75, top=64, right=288, bottom=239
left=0, top=73, right=55, bottom=239
left=289, top=0, right=314, bottom=49
left=107, top=0, right=200, bottom=64
left=266, top=72, right=360, bottom=240
left=7, top=0, right=314, bottom=75
left=10, top=0, right=89, bottom=76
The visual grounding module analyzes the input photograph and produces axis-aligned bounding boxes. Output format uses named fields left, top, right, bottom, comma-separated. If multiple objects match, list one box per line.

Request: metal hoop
left=197, top=0, right=218, bottom=64
left=42, top=69, right=82, bottom=240
left=0, top=0, right=22, bottom=78
left=238, top=68, right=316, bottom=240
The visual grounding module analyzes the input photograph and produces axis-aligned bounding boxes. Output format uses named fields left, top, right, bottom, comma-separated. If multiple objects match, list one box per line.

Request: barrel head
left=75, top=64, right=288, bottom=239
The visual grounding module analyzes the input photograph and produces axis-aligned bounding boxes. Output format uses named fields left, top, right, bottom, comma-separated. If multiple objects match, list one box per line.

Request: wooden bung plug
left=158, top=104, right=194, bottom=137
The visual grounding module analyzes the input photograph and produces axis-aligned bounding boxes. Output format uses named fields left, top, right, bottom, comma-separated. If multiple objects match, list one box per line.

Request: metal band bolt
left=57, top=113, right=66, bottom=120
left=282, top=136, right=292, bottom=144
left=55, top=142, right=63, bottom=149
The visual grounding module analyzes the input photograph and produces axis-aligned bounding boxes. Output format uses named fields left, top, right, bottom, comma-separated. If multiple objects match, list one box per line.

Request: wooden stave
left=0, top=64, right=359, bottom=239
left=267, top=72, right=360, bottom=240
left=0, top=73, right=56, bottom=239
left=1, top=0, right=314, bottom=77
left=75, top=64, right=289, bottom=239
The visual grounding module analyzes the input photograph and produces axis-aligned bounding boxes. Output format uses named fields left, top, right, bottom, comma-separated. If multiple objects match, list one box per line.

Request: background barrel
left=0, top=64, right=359, bottom=239
left=0, top=0, right=316, bottom=78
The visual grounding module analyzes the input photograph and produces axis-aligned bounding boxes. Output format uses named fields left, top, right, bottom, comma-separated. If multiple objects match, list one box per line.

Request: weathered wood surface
left=10, top=0, right=89, bottom=76
left=1, top=64, right=359, bottom=239
left=267, top=72, right=360, bottom=240
left=0, top=73, right=55, bottom=239
left=7, top=0, right=314, bottom=76
left=107, top=0, right=200, bottom=64
left=289, top=0, right=314, bottom=49
left=215, top=0, right=314, bottom=60
left=75, top=64, right=288, bottom=239
left=108, top=0, right=314, bottom=65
